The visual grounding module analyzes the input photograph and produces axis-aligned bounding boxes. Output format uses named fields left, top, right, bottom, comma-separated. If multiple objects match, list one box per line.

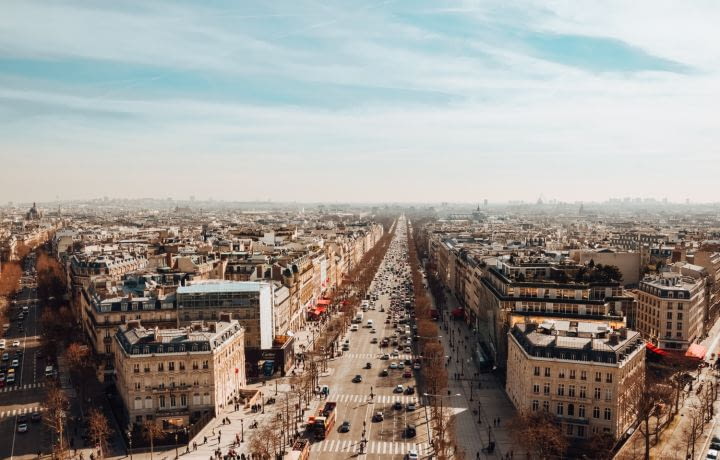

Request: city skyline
left=2, top=1, right=720, bottom=203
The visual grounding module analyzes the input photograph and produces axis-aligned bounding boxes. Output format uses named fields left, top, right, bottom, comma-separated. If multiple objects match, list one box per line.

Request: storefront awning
left=685, top=343, right=706, bottom=360
left=314, top=306, right=327, bottom=314
left=645, top=342, right=668, bottom=356
left=317, top=299, right=331, bottom=306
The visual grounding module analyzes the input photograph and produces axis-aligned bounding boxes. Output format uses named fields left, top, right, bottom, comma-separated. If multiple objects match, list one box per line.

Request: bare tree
left=142, top=421, right=164, bottom=460
left=677, top=402, right=704, bottom=460
left=509, top=411, right=568, bottom=459
left=630, top=372, right=673, bottom=460
left=87, top=408, right=112, bottom=458
left=249, top=423, right=274, bottom=459
left=43, top=383, right=70, bottom=460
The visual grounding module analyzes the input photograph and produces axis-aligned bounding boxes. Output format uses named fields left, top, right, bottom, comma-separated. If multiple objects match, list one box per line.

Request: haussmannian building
left=506, top=319, right=645, bottom=441
left=113, top=316, right=245, bottom=431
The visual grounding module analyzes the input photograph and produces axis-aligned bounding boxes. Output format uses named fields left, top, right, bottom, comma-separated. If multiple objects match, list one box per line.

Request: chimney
left=208, top=323, right=216, bottom=333
left=192, top=322, right=203, bottom=331
left=127, top=320, right=141, bottom=330
left=219, top=312, right=232, bottom=323
left=608, top=332, right=619, bottom=346
left=619, top=327, right=628, bottom=340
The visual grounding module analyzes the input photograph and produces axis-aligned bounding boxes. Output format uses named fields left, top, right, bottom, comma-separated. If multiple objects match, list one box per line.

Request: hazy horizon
left=2, top=1, right=720, bottom=203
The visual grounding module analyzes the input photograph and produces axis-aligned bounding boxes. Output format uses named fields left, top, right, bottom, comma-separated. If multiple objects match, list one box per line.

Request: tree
left=677, top=402, right=704, bottom=460
left=509, top=411, right=568, bottom=459
left=87, top=408, right=112, bottom=458
left=249, top=424, right=274, bottom=459
left=143, top=421, right=164, bottom=460
left=630, top=372, right=672, bottom=460
left=44, top=383, right=70, bottom=460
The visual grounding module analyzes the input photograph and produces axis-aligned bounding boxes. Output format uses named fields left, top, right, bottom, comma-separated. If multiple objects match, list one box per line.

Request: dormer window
left=157, top=345, right=163, bottom=353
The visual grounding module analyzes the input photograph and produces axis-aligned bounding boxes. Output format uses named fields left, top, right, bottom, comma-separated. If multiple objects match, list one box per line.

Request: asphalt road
left=312, top=217, right=431, bottom=460
left=0, top=256, right=51, bottom=460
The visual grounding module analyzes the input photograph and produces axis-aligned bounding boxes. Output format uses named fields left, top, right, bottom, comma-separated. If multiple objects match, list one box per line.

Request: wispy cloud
left=0, top=0, right=719, bottom=203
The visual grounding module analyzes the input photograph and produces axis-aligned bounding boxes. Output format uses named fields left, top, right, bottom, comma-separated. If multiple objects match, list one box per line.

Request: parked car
left=372, top=412, right=384, bottom=422
left=394, top=384, right=404, bottom=393
left=339, top=421, right=351, bottom=433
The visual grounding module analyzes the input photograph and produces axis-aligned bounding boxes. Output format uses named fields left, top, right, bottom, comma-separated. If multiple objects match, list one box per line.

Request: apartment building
left=636, top=272, right=706, bottom=351
left=506, top=319, right=645, bottom=440
left=113, top=316, right=245, bottom=430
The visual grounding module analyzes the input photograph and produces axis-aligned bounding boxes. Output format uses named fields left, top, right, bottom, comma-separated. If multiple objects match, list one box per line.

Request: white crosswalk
left=0, top=406, right=44, bottom=419
left=311, top=439, right=430, bottom=455
left=333, top=393, right=419, bottom=404
left=0, top=382, right=45, bottom=393
left=347, top=353, right=414, bottom=360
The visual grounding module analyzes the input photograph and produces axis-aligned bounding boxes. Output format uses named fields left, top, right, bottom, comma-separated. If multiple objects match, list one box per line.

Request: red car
left=403, top=370, right=412, bottom=378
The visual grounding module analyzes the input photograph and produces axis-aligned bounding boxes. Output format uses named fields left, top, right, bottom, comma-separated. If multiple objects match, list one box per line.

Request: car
left=380, top=369, right=389, bottom=377
left=380, top=354, right=390, bottom=360
left=384, top=319, right=390, bottom=324
left=404, top=347, right=412, bottom=353
left=406, top=402, right=417, bottom=411
left=1, top=353, right=8, bottom=361
left=370, top=329, right=377, bottom=334
left=370, top=338, right=378, bottom=344
left=403, top=370, right=412, bottom=378
left=391, top=351, right=399, bottom=357
left=372, top=412, right=384, bottom=422
left=339, top=421, right=351, bottom=433
left=394, top=384, right=404, bottom=393
left=31, top=412, right=42, bottom=422
left=405, top=424, right=417, bottom=438
left=393, top=401, right=403, bottom=410
left=6, top=374, right=15, bottom=384
left=342, top=345, right=350, bottom=351
left=17, top=423, right=28, bottom=433
left=397, top=362, right=405, bottom=369
left=406, top=449, right=418, bottom=460
left=17, top=414, right=28, bottom=423
left=390, top=362, right=398, bottom=369
left=413, top=363, right=421, bottom=370
left=404, top=386, right=415, bottom=395
left=708, top=450, right=719, bottom=460
left=352, top=374, right=363, bottom=383
left=11, top=340, right=20, bottom=348
left=11, top=359, right=19, bottom=368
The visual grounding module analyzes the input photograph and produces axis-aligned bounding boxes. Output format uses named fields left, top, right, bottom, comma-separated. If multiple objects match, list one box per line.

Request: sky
left=1, top=0, right=720, bottom=204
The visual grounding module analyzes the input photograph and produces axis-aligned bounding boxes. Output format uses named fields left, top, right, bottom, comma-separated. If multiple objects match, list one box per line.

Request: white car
left=406, top=449, right=418, bottom=460
left=0, top=340, right=5, bottom=350
left=350, top=325, right=358, bottom=331
left=11, top=341, right=20, bottom=348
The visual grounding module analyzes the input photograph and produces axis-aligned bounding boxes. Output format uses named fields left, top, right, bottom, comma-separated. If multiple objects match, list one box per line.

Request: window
left=594, top=388, right=601, bottom=400
left=604, top=408, right=612, bottom=420
left=134, top=397, right=143, bottom=410
left=579, top=386, right=587, bottom=399
left=557, top=384, right=565, bottom=396
left=677, top=322, right=683, bottom=330
left=179, top=362, right=185, bottom=371
left=158, top=362, right=164, bottom=372
left=192, top=361, right=199, bottom=370
left=579, top=405, right=586, bottom=418
left=170, top=395, right=176, bottom=407
left=580, top=371, right=587, bottom=381
left=181, top=394, right=187, bottom=406
left=544, top=367, right=551, bottom=377
left=168, top=362, right=175, bottom=371
left=677, top=303, right=683, bottom=310
left=544, top=383, right=551, bottom=396
left=567, top=403, right=575, bottom=416
left=666, top=311, right=672, bottom=320
left=532, top=400, right=539, bottom=411
left=606, top=373, right=613, bottom=383
left=595, top=372, right=601, bottom=382
left=542, top=401, right=550, bottom=412
left=134, top=382, right=141, bottom=390
left=133, top=364, right=140, bottom=373
left=533, top=366, right=540, bottom=376
left=577, top=426, right=585, bottom=438
left=566, top=424, right=573, bottom=436
left=202, top=360, right=209, bottom=370
left=144, top=364, right=150, bottom=373
left=557, top=403, right=564, bottom=415
left=569, top=369, right=576, bottom=379
left=568, top=385, right=576, bottom=397
left=558, top=369, right=566, bottom=379
left=159, top=395, right=166, bottom=408
left=677, top=312, right=683, bottom=320
left=593, top=406, right=600, bottom=418
left=605, top=389, right=612, bottom=401
left=533, top=384, right=540, bottom=394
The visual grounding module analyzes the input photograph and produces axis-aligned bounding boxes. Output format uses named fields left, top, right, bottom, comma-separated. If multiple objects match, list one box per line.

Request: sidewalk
left=437, top=301, right=516, bottom=460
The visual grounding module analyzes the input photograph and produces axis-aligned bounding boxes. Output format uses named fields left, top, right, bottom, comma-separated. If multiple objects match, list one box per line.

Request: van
left=367, top=319, right=374, bottom=328
left=44, top=365, right=54, bottom=377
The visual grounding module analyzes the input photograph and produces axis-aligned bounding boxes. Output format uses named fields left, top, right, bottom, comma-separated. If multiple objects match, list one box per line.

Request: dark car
left=404, top=386, right=415, bottom=395
left=393, top=401, right=403, bottom=410
left=380, top=369, right=389, bottom=377
left=405, top=424, right=416, bottom=438
left=372, top=412, right=384, bottom=422
left=30, top=412, right=42, bottom=422
left=17, top=414, right=29, bottom=424
left=339, top=421, right=351, bottom=433
left=352, top=375, right=363, bottom=383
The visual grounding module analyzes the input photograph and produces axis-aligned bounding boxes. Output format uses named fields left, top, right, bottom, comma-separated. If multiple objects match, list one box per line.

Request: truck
left=354, top=312, right=364, bottom=324
left=311, top=402, right=337, bottom=440
left=284, top=440, right=310, bottom=460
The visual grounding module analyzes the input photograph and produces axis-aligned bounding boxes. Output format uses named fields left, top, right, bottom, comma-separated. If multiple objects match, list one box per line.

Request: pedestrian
left=194, top=441, right=198, bottom=451
left=204, top=436, right=208, bottom=444
left=476, top=452, right=480, bottom=459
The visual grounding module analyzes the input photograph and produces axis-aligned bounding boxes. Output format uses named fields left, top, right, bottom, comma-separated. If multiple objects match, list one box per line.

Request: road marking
left=0, top=382, right=45, bottom=393
left=0, top=406, right=44, bottom=419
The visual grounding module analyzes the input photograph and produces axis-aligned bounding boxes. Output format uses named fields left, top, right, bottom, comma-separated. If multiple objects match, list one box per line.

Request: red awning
left=315, top=306, right=327, bottom=314
left=685, top=343, right=707, bottom=360
left=317, top=299, right=331, bottom=306
left=646, top=342, right=669, bottom=356
left=452, top=308, right=464, bottom=317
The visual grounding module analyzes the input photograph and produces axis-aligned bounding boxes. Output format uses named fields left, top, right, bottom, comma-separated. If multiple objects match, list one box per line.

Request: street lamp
left=127, top=430, right=133, bottom=460
left=174, top=431, right=179, bottom=459
left=241, top=419, right=244, bottom=443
